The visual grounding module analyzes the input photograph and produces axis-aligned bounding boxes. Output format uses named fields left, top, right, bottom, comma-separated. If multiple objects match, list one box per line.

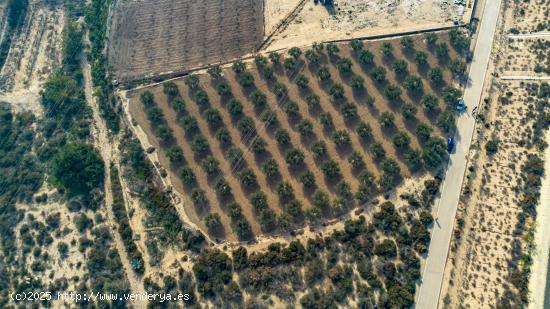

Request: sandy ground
left=264, top=0, right=302, bottom=35
left=14, top=185, right=89, bottom=308
left=0, top=2, right=64, bottom=115
left=439, top=0, right=550, bottom=305
left=529, top=131, right=550, bottom=309
left=264, top=0, right=472, bottom=51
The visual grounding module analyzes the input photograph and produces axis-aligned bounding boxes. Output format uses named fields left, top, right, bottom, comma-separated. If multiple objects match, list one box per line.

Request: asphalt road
left=415, top=0, right=503, bottom=308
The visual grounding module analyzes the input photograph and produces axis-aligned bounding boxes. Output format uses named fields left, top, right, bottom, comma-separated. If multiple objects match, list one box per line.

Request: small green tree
left=191, top=188, right=207, bottom=208
left=140, top=91, right=155, bottom=108
left=350, top=39, right=364, bottom=52
left=310, top=140, right=328, bottom=159
left=166, top=145, right=184, bottom=163
left=163, top=81, right=179, bottom=97
left=289, top=47, right=303, bottom=60
left=250, top=191, right=268, bottom=212
left=436, top=110, right=456, bottom=132
left=378, top=111, right=396, bottom=128
left=428, top=68, right=444, bottom=86
left=326, top=43, right=340, bottom=57
left=401, top=103, right=418, bottom=120
left=422, top=137, right=447, bottom=168
left=268, top=52, right=280, bottom=65
left=297, top=119, right=314, bottom=136
left=317, top=66, right=331, bottom=81
left=392, top=60, right=408, bottom=77
left=285, top=148, right=305, bottom=167
left=300, top=171, right=316, bottom=188
left=262, top=159, right=280, bottom=179
left=435, top=43, right=449, bottom=60
left=277, top=181, right=295, bottom=201
left=485, top=140, right=499, bottom=155
left=319, top=112, right=334, bottom=130
left=180, top=166, right=196, bottom=185
left=340, top=102, right=358, bottom=120
left=225, top=147, right=244, bottom=167
left=404, top=75, right=423, bottom=93
left=250, top=90, right=267, bottom=109
left=359, top=50, right=375, bottom=66
left=312, top=190, right=330, bottom=209
left=254, top=55, right=268, bottom=67
left=263, top=65, right=274, bottom=80
left=204, top=108, right=223, bottom=128
left=370, top=142, right=386, bottom=159
left=204, top=214, right=222, bottom=233
left=405, top=148, right=423, bottom=169
left=321, top=160, right=341, bottom=178
left=275, top=128, right=291, bottom=146
left=215, top=127, right=232, bottom=146
left=336, top=58, right=353, bottom=74
left=384, top=85, right=402, bottom=101
left=426, top=33, right=438, bottom=46
left=350, top=75, right=365, bottom=90
left=238, top=168, right=258, bottom=187
left=415, top=122, right=433, bottom=141
left=232, top=60, right=246, bottom=74
left=329, top=83, right=345, bottom=100
left=348, top=151, right=365, bottom=170
left=207, top=65, right=222, bottom=79
left=356, top=121, right=372, bottom=139
left=381, top=42, right=393, bottom=57
left=191, top=135, right=210, bottom=155
left=215, top=178, right=232, bottom=198
left=201, top=156, right=220, bottom=175
left=296, top=74, right=310, bottom=89
left=332, top=130, right=351, bottom=147
left=305, top=49, right=321, bottom=63
left=284, top=100, right=300, bottom=118
left=185, top=75, right=200, bottom=89
left=415, top=51, right=428, bottom=66
left=180, top=115, right=199, bottom=135
left=392, top=131, right=411, bottom=149
left=369, top=66, right=387, bottom=83
left=227, top=99, right=243, bottom=117
left=400, top=37, right=414, bottom=50
left=422, top=94, right=439, bottom=113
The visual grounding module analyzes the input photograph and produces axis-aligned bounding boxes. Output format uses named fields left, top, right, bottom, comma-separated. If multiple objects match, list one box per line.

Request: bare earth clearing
left=264, top=0, right=472, bottom=51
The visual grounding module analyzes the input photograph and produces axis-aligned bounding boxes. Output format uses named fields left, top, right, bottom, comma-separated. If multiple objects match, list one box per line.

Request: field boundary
left=119, top=23, right=469, bottom=90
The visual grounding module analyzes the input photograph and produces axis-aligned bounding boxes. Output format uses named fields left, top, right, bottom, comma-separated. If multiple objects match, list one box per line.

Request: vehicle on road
left=447, top=137, right=455, bottom=153
left=455, top=99, right=466, bottom=112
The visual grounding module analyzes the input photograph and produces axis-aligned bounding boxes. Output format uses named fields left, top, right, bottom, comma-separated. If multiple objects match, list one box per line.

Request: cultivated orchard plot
left=108, top=0, right=264, bottom=82
left=128, top=31, right=467, bottom=241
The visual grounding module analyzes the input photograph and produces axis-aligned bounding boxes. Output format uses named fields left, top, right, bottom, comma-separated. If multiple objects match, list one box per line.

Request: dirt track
left=108, top=0, right=264, bottom=82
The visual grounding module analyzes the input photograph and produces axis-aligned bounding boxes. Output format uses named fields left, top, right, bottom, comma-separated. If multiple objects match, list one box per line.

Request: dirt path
left=82, top=34, right=146, bottom=306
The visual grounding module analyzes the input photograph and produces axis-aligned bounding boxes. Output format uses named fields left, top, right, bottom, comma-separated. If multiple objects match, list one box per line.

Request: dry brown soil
left=108, top=0, right=264, bottom=82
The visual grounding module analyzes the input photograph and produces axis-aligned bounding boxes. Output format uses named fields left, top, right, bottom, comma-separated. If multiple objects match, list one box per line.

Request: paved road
left=415, top=0, right=503, bottom=308
left=529, top=132, right=550, bottom=309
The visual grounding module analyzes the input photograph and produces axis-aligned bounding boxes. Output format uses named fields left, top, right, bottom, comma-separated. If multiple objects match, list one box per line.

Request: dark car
left=447, top=137, right=455, bottom=153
